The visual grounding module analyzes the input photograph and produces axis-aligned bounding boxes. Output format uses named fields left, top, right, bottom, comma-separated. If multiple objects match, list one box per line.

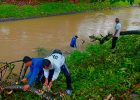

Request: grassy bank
left=3, top=34, right=140, bottom=99
left=65, top=35, right=140, bottom=99
left=0, top=0, right=139, bottom=19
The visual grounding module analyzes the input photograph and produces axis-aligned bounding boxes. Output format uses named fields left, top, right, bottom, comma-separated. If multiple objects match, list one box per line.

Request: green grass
left=0, top=1, right=139, bottom=19
left=0, top=2, right=108, bottom=18
left=3, top=34, right=140, bottom=99
left=134, top=0, right=140, bottom=4
left=63, top=35, right=140, bottom=99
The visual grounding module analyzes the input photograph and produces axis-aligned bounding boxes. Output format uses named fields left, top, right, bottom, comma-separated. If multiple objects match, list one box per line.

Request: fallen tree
left=89, top=30, right=140, bottom=44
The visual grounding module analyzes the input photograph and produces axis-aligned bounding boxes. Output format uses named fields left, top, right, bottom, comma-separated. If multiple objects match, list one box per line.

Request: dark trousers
left=112, top=37, right=118, bottom=49
left=35, top=70, right=45, bottom=86
left=48, top=64, right=71, bottom=90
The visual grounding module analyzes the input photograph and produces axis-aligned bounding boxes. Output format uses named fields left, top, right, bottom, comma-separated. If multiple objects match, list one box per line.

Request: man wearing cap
left=43, top=49, right=71, bottom=95
left=21, top=56, right=44, bottom=91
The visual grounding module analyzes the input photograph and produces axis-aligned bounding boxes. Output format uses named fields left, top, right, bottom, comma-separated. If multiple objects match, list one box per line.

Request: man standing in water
left=43, top=49, right=71, bottom=95
left=70, top=35, right=78, bottom=48
left=111, top=18, right=121, bottom=49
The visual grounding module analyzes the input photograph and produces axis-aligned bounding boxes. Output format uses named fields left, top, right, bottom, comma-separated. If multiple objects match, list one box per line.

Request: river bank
left=1, top=34, right=140, bottom=99
left=0, top=1, right=139, bottom=22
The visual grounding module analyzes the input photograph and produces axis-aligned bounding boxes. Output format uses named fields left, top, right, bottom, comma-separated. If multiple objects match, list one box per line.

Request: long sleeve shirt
left=43, top=53, right=65, bottom=81
left=70, top=37, right=77, bottom=48
left=26, top=58, right=44, bottom=86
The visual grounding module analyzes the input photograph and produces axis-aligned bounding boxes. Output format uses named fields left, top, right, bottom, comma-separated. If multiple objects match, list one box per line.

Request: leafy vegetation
left=0, top=0, right=139, bottom=99
left=63, top=35, right=140, bottom=99
left=0, top=0, right=139, bottom=19
left=3, top=35, right=140, bottom=99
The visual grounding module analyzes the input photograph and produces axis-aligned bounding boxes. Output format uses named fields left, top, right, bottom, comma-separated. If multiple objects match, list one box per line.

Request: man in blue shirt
left=21, top=56, right=44, bottom=91
left=70, top=35, right=78, bottom=48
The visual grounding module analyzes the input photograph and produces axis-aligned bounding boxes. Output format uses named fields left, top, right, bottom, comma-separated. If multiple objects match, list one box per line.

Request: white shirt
left=43, top=53, right=65, bottom=81
left=114, top=23, right=121, bottom=37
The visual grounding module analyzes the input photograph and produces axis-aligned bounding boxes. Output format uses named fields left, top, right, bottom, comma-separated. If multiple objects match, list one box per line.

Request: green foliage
left=63, top=35, right=140, bottom=99
left=0, top=0, right=138, bottom=19
left=110, top=0, right=134, bottom=5
left=2, top=35, right=140, bottom=99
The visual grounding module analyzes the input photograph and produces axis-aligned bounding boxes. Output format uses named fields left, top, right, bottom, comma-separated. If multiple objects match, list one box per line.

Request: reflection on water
left=0, top=7, right=140, bottom=61
left=78, top=7, right=140, bottom=36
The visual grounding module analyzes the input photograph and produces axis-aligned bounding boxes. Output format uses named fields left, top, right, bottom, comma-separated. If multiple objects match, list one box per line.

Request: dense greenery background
left=0, top=0, right=139, bottom=18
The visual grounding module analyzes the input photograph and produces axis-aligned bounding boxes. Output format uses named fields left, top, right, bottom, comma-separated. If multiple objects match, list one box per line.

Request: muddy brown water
left=0, top=7, right=140, bottom=63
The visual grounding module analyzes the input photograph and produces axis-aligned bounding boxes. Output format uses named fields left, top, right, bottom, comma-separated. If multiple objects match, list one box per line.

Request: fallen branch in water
left=89, top=33, right=112, bottom=44
left=89, top=30, right=140, bottom=44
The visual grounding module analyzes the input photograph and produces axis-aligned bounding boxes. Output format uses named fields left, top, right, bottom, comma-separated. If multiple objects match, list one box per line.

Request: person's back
left=114, top=22, right=121, bottom=37
left=31, top=58, right=44, bottom=70
left=45, top=53, right=65, bottom=70
left=70, top=35, right=78, bottom=48
left=21, top=56, right=44, bottom=91
left=26, top=58, right=44, bottom=86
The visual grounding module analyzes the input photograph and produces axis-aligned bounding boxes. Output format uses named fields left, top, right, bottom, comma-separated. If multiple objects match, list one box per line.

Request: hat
left=23, top=56, right=32, bottom=63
